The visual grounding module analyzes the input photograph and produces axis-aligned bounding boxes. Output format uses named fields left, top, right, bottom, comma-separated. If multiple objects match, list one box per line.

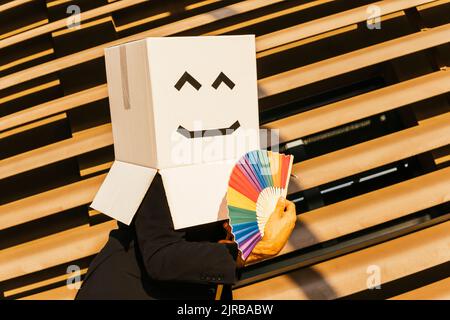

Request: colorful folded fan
left=226, top=150, right=294, bottom=260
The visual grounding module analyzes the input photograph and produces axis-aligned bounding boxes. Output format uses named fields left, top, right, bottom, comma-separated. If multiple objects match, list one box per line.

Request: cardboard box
left=91, top=35, right=260, bottom=229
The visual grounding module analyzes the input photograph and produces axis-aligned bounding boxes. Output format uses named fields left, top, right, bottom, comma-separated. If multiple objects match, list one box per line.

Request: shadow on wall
left=284, top=221, right=338, bottom=300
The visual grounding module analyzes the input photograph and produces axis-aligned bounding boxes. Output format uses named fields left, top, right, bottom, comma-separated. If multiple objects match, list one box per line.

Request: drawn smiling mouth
left=176, top=120, right=241, bottom=139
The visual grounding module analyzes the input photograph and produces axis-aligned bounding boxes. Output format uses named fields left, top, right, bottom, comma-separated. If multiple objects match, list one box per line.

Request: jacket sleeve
left=134, top=174, right=238, bottom=285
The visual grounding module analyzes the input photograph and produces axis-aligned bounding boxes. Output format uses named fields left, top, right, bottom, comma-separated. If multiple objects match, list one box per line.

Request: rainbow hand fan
left=226, top=150, right=294, bottom=260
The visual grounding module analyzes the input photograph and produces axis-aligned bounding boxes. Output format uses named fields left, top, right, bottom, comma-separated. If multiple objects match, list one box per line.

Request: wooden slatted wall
left=0, top=0, right=449, bottom=300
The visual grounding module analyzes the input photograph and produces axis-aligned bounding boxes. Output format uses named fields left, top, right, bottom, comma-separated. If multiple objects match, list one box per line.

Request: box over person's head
left=92, top=35, right=260, bottom=229
left=104, top=35, right=259, bottom=169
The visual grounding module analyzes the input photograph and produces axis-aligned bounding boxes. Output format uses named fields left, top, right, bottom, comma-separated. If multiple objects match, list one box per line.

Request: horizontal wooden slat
left=257, top=24, right=360, bottom=59
left=0, top=124, right=112, bottom=180
left=5, top=268, right=87, bottom=297
left=0, top=84, right=108, bottom=132
left=52, top=16, right=114, bottom=38
left=46, top=0, right=74, bottom=8
left=19, top=282, right=81, bottom=300
left=5, top=165, right=449, bottom=260
left=0, top=79, right=60, bottom=105
left=3, top=122, right=448, bottom=241
left=4, top=148, right=448, bottom=267
left=0, top=0, right=34, bottom=13
left=3, top=3, right=447, bottom=96
left=4, top=0, right=448, bottom=97
left=185, top=0, right=221, bottom=11
left=418, top=0, right=450, bottom=10
left=289, top=112, right=450, bottom=193
left=2, top=0, right=334, bottom=76
left=80, top=161, right=112, bottom=176
left=0, top=19, right=49, bottom=40
left=233, top=220, right=450, bottom=299
left=0, top=0, right=281, bottom=91
left=256, top=0, right=437, bottom=52
left=390, top=277, right=450, bottom=300
left=282, top=166, right=450, bottom=254
left=258, top=23, right=450, bottom=98
left=0, top=221, right=116, bottom=282
left=206, top=0, right=336, bottom=36
left=113, top=11, right=171, bottom=33
left=2, top=110, right=448, bottom=191
left=0, top=174, right=106, bottom=230
left=3, top=67, right=449, bottom=136
left=436, top=154, right=450, bottom=165
left=264, top=69, right=450, bottom=143
left=0, top=48, right=54, bottom=73
left=0, top=0, right=149, bottom=49
left=0, top=113, right=66, bottom=139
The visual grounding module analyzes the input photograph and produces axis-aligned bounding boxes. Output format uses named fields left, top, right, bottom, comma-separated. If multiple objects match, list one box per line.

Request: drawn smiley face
left=174, top=71, right=240, bottom=138
left=140, top=36, right=259, bottom=166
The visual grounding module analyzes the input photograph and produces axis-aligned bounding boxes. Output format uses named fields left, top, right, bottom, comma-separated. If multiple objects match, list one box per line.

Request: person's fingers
left=223, top=221, right=233, bottom=240
left=252, top=247, right=278, bottom=256
left=274, top=197, right=286, bottom=216
left=245, top=253, right=265, bottom=264
left=218, top=239, right=234, bottom=244
left=244, top=254, right=257, bottom=264
left=236, top=254, right=246, bottom=268
left=279, top=199, right=295, bottom=221
left=251, top=241, right=279, bottom=256
left=285, top=199, right=295, bottom=210
left=285, top=200, right=296, bottom=215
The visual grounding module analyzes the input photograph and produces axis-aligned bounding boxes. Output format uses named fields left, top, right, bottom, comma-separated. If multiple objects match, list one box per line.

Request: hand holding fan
left=226, top=150, right=294, bottom=260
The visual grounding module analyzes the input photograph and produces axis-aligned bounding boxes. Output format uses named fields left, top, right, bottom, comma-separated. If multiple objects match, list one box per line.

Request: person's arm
left=134, top=175, right=238, bottom=285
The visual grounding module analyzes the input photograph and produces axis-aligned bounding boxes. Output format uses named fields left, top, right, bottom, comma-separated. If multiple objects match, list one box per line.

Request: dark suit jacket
left=76, top=173, right=238, bottom=300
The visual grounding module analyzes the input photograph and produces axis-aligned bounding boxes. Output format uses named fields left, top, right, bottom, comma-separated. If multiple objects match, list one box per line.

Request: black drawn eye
left=174, top=71, right=202, bottom=91
left=212, top=72, right=235, bottom=90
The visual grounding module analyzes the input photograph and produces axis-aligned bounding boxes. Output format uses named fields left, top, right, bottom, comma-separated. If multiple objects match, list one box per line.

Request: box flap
left=91, top=160, right=157, bottom=225
left=160, top=160, right=235, bottom=229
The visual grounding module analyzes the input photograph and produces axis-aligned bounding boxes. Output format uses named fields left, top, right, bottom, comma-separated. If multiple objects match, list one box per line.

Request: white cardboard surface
left=160, top=160, right=236, bottom=229
left=91, top=161, right=157, bottom=225
left=94, top=35, right=260, bottom=228
left=147, top=36, right=259, bottom=169
left=104, top=35, right=259, bottom=169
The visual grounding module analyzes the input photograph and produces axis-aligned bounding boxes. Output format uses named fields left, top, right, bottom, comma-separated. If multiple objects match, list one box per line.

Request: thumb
left=275, top=197, right=286, bottom=216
